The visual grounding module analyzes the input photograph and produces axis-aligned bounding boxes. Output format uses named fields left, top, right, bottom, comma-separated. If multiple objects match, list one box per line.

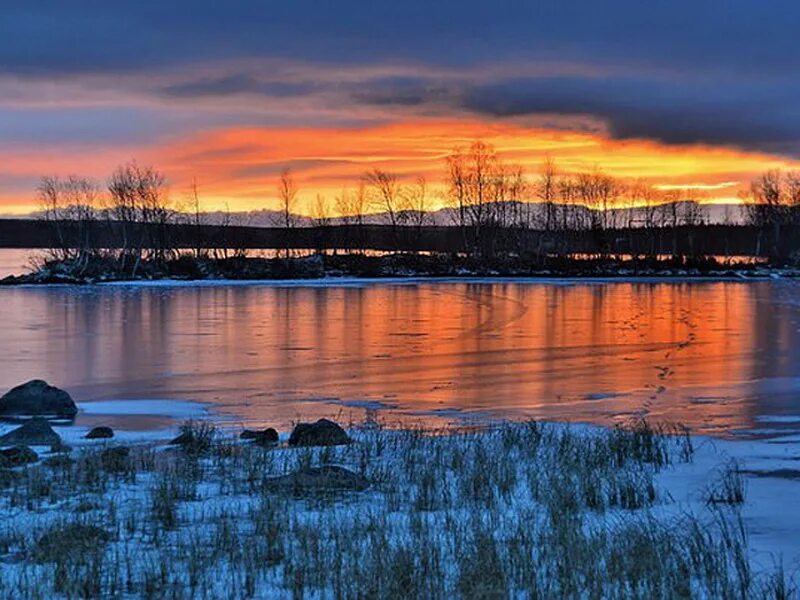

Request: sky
left=1, top=0, right=799, bottom=215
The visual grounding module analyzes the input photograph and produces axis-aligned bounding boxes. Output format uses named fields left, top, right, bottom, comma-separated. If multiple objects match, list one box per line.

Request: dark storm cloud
left=350, top=77, right=455, bottom=107
left=161, top=75, right=265, bottom=98
left=2, top=0, right=800, bottom=154
left=460, top=77, right=800, bottom=153
left=5, top=0, right=800, bottom=74
left=160, top=75, right=320, bottom=99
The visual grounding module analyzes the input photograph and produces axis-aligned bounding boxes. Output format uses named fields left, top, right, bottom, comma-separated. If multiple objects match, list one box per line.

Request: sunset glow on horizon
left=3, top=2, right=800, bottom=217
left=1, top=118, right=797, bottom=216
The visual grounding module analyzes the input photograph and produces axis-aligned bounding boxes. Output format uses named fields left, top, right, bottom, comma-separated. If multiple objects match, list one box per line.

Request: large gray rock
left=288, top=419, right=351, bottom=447
left=0, top=418, right=61, bottom=446
left=265, top=466, right=369, bottom=494
left=0, top=380, right=77, bottom=417
left=85, top=426, right=114, bottom=439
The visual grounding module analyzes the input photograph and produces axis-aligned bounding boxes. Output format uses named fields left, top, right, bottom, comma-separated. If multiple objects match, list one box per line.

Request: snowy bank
left=0, top=419, right=795, bottom=598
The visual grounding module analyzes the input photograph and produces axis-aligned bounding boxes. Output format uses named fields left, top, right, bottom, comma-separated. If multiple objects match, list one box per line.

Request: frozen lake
left=2, top=273, right=800, bottom=438
left=0, top=248, right=36, bottom=279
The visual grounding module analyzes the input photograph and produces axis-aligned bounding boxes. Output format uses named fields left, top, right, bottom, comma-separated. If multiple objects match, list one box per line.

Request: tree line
left=33, top=142, right=800, bottom=273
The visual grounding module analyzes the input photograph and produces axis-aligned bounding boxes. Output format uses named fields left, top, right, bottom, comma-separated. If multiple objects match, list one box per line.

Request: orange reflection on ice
left=1, top=279, right=799, bottom=437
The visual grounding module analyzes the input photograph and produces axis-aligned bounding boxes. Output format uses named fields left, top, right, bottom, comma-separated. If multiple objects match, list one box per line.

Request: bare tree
left=576, top=168, right=617, bottom=231
left=334, top=183, right=370, bottom=253
left=365, top=169, right=402, bottom=226
left=558, top=175, right=580, bottom=231
left=352, top=181, right=369, bottom=252
left=352, top=181, right=368, bottom=228
left=108, top=161, right=171, bottom=274
left=187, top=179, right=208, bottom=258
left=334, top=189, right=354, bottom=252
left=537, top=156, right=558, bottom=232
left=38, top=176, right=69, bottom=261
left=746, top=170, right=785, bottom=227
left=38, top=175, right=99, bottom=266
left=681, top=200, right=706, bottom=227
left=278, top=169, right=298, bottom=229
left=505, top=164, right=527, bottom=230
left=365, top=168, right=406, bottom=245
left=405, top=176, right=432, bottom=247
left=307, top=194, right=328, bottom=254
left=335, top=189, right=353, bottom=227
left=445, top=147, right=469, bottom=250
left=463, top=141, right=496, bottom=236
left=405, top=177, right=431, bottom=227
left=785, top=171, right=800, bottom=225
left=444, top=141, right=501, bottom=254
left=277, top=169, right=298, bottom=256
left=311, top=194, right=331, bottom=228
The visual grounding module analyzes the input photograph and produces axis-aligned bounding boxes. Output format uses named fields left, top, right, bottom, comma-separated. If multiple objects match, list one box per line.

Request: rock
left=0, top=380, right=77, bottom=418
left=240, top=428, right=279, bottom=446
left=0, top=445, right=38, bottom=467
left=85, top=426, right=114, bottom=439
left=288, top=419, right=351, bottom=447
left=0, top=418, right=61, bottom=446
left=100, top=446, right=130, bottom=472
left=265, top=466, right=369, bottom=494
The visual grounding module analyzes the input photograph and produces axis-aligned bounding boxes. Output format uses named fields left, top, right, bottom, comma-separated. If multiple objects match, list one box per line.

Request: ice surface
left=78, top=399, right=208, bottom=418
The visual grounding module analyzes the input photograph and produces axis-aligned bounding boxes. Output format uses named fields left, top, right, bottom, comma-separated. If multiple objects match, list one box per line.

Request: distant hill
left=193, top=200, right=748, bottom=228
left=3, top=200, right=748, bottom=228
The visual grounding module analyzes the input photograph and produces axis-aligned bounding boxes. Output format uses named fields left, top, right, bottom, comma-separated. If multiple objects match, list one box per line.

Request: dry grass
left=0, top=419, right=792, bottom=599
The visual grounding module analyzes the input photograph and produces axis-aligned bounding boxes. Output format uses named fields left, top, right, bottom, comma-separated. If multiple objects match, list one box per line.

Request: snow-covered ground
left=5, top=400, right=799, bottom=571
left=0, top=415, right=796, bottom=598
left=656, top=434, right=800, bottom=571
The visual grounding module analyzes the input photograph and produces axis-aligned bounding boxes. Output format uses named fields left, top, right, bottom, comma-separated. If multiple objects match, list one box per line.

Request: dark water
left=2, top=274, right=800, bottom=436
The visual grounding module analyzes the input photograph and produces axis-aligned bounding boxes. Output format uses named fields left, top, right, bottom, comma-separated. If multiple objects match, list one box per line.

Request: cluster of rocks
left=264, top=419, right=367, bottom=493
left=0, top=380, right=121, bottom=470
left=170, top=417, right=366, bottom=493
left=0, top=379, right=369, bottom=494
left=235, top=418, right=352, bottom=449
left=0, top=381, right=72, bottom=468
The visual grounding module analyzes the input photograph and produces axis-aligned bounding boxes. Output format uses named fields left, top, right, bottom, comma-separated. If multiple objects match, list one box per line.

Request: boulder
left=240, top=427, right=279, bottom=446
left=0, top=445, right=38, bottom=467
left=264, top=466, right=369, bottom=494
left=0, top=418, right=61, bottom=446
left=288, top=419, right=351, bottom=447
left=85, top=426, right=114, bottom=439
left=0, top=380, right=77, bottom=418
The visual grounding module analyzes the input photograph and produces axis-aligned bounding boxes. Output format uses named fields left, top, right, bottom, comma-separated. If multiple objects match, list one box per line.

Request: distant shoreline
left=1, top=253, right=797, bottom=286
